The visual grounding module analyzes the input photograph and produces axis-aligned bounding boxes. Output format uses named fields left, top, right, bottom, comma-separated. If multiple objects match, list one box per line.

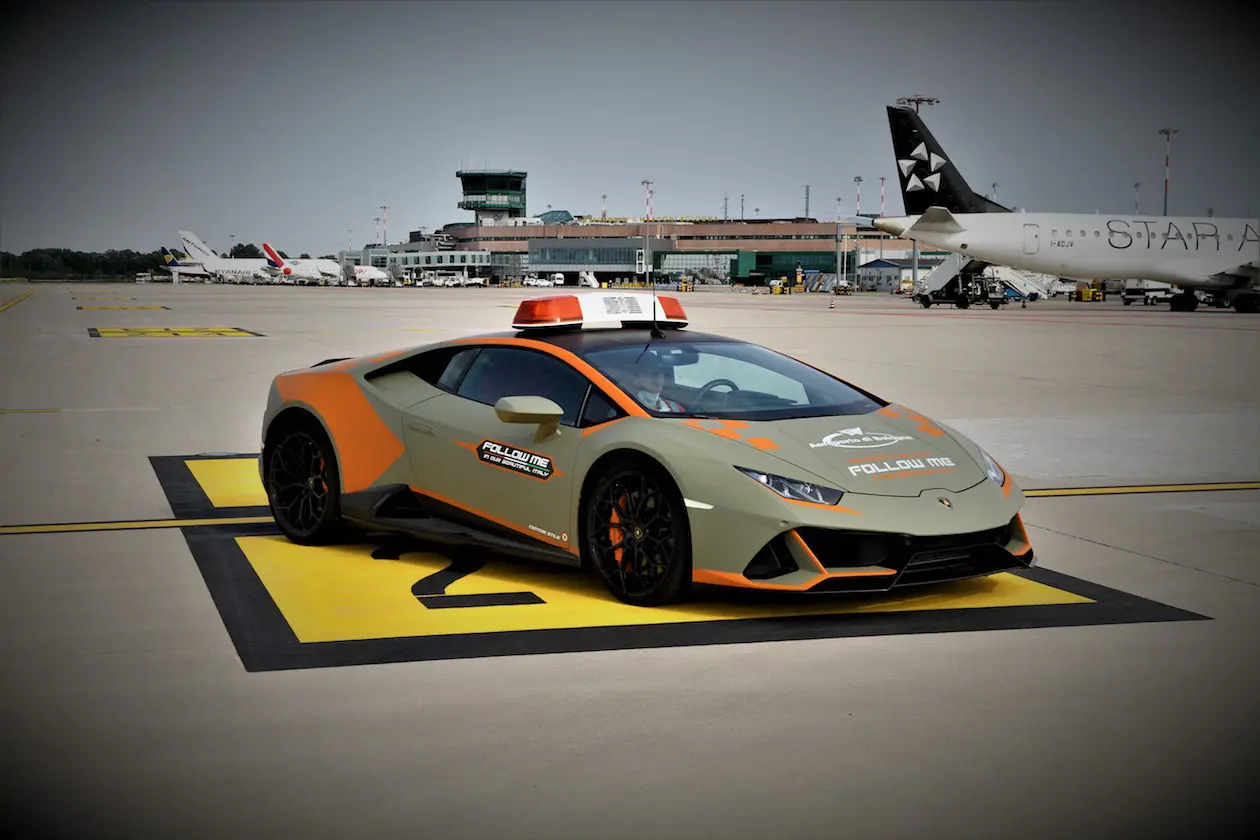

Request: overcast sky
left=3, top=0, right=1257, bottom=255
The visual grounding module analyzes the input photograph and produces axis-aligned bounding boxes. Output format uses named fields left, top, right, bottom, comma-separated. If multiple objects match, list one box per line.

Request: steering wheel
left=695, top=378, right=740, bottom=406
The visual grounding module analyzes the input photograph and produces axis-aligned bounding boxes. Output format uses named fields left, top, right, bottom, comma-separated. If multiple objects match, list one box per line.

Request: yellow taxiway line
left=0, top=289, right=35, bottom=312
left=1026, top=481, right=1260, bottom=498
left=0, top=482, right=1255, bottom=537
left=0, top=515, right=273, bottom=536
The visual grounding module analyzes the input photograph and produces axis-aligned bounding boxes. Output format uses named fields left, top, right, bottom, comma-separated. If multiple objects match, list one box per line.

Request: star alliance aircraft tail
left=887, top=105, right=1010, bottom=216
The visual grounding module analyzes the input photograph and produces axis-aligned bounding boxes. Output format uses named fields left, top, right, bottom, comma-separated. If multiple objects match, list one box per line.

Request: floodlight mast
left=896, top=95, right=940, bottom=113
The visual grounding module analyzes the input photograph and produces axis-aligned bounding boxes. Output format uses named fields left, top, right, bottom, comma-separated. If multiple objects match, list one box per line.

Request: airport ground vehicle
left=1122, top=279, right=1175, bottom=305
left=916, top=275, right=1007, bottom=309
left=259, top=292, right=1033, bottom=606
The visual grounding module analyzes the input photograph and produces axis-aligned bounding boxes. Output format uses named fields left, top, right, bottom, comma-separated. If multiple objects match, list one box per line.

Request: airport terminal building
left=344, top=169, right=937, bottom=285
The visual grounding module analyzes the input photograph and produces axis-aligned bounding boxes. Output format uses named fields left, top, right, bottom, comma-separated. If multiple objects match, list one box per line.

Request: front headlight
left=979, top=448, right=1005, bottom=485
left=735, top=466, right=845, bottom=505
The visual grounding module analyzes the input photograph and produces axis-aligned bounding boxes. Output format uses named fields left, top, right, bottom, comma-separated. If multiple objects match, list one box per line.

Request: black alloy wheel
left=266, top=424, right=344, bottom=545
left=585, top=460, right=691, bottom=606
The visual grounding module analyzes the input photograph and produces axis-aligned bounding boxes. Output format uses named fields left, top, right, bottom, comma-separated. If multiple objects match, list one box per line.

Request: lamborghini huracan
left=259, top=291, right=1034, bottom=606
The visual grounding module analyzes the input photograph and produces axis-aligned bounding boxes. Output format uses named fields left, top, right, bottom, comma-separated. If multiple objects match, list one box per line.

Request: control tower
left=457, top=169, right=527, bottom=225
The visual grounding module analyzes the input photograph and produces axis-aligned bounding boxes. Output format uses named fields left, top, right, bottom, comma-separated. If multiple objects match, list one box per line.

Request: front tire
left=583, top=457, right=692, bottom=606
left=264, top=420, right=345, bottom=545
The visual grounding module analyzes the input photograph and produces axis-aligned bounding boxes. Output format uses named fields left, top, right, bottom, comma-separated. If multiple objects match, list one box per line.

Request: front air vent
left=742, top=534, right=799, bottom=580
left=794, top=528, right=895, bottom=569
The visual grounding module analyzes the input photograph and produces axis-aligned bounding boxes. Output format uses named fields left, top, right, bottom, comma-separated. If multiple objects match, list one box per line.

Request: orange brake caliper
left=610, top=494, right=627, bottom=567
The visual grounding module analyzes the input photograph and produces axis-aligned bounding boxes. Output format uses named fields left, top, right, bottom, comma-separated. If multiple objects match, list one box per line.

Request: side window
left=455, top=347, right=591, bottom=426
left=436, top=347, right=479, bottom=392
left=372, top=346, right=478, bottom=390
left=580, top=387, right=626, bottom=428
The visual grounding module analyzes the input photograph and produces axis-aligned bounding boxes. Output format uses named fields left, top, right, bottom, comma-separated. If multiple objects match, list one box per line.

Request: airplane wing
left=905, top=206, right=966, bottom=236
left=1205, top=261, right=1259, bottom=285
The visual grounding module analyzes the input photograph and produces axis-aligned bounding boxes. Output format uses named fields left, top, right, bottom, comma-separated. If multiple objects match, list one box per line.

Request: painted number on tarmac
left=371, top=545, right=546, bottom=609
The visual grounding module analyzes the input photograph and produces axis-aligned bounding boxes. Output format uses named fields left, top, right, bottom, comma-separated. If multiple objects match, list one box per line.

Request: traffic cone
left=829, top=295, right=834, bottom=309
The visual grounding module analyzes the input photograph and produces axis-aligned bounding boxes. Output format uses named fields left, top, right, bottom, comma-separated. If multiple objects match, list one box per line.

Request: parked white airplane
left=261, top=244, right=324, bottom=283
left=872, top=106, right=1260, bottom=313
left=178, top=231, right=271, bottom=282
left=348, top=264, right=389, bottom=285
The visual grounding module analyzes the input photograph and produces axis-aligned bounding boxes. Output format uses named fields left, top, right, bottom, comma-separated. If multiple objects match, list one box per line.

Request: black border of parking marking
left=178, top=519, right=1209, bottom=673
left=149, top=454, right=270, bottom=520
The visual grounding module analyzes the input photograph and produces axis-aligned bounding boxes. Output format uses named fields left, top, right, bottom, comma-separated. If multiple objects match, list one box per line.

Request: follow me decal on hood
left=695, top=413, right=989, bottom=498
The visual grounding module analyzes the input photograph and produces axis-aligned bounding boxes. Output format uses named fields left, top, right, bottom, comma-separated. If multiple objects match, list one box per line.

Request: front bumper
left=691, top=514, right=1034, bottom=594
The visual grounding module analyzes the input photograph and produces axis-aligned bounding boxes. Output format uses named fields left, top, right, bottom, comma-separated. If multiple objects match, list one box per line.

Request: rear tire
left=264, top=418, right=346, bottom=545
left=582, top=456, right=692, bottom=606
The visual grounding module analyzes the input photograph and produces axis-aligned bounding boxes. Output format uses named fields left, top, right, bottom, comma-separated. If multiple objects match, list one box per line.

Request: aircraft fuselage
left=884, top=213, right=1259, bottom=288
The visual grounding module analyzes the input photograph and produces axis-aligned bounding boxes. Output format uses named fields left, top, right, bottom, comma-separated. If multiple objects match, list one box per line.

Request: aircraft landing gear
left=1169, top=291, right=1199, bottom=312
left=1233, top=293, right=1259, bottom=314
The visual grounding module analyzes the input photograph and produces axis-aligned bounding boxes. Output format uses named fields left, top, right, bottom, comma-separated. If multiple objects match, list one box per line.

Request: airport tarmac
left=1, top=281, right=1257, bottom=838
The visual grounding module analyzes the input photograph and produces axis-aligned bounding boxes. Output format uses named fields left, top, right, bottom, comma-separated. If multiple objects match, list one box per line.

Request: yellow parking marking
left=77, top=305, right=170, bottom=310
left=0, top=289, right=35, bottom=312
left=240, top=536, right=1091, bottom=643
left=0, top=408, right=60, bottom=414
left=186, top=458, right=267, bottom=508
left=1026, top=482, right=1260, bottom=497
left=88, top=326, right=264, bottom=338
left=0, top=516, right=272, bottom=536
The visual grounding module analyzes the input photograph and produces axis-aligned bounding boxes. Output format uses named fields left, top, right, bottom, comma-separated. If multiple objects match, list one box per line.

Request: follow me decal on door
left=476, top=439, right=555, bottom=480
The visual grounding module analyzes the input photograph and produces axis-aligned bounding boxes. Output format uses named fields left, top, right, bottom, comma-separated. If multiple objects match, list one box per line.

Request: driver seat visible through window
left=455, top=346, right=590, bottom=426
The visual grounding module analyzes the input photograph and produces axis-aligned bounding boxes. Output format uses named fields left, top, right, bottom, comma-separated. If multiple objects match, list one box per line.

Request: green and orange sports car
left=259, top=291, right=1033, bottom=606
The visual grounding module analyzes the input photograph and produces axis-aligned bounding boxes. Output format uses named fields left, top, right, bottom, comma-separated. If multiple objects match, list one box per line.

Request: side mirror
left=494, top=395, right=564, bottom=440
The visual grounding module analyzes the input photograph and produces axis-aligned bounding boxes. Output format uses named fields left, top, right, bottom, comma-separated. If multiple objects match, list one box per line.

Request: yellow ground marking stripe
left=186, top=458, right=266, bottom=508
left=1026, top=482, right=1260, bottom=497
left=0, top=289, right=35, bottom=312
left=0, top=516, right=272, bottom=535
left=88, top=326, right=262, bottom=338
left=0, top=408, right=60, bottom=414
left=183, top=456, right=1260, bottom=507
left=240, top=536, right=1091, bottom=643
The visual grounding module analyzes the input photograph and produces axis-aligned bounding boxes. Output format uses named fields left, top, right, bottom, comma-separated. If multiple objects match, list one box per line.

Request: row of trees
left=2, top=245, right=329, bottom=279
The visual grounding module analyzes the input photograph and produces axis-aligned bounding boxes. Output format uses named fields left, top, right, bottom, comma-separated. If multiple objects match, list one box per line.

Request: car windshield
left=580, top=339, right=885, bottom=420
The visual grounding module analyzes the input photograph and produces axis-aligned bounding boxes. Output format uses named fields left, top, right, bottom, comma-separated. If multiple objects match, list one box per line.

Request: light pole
left=641, top=180, right=654, bottom=221
left=835, top=198, right=842, bottom=291
left=1134, top=182, right=1140, bottom=214
left=1158, top=128, right=1178, bottom=216
left=854, top=176, right=863, bottom=217
left=740, top=194, right=744, bottom=220
left=380, top=205, right=388, bottom=246
left=991, top=182, right=999, bottom=202
left=601, top=194, right=607, bottom=220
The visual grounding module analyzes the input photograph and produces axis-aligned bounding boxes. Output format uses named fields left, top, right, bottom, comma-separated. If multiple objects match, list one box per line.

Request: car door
left=402, top=344, right=593, bottom=553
